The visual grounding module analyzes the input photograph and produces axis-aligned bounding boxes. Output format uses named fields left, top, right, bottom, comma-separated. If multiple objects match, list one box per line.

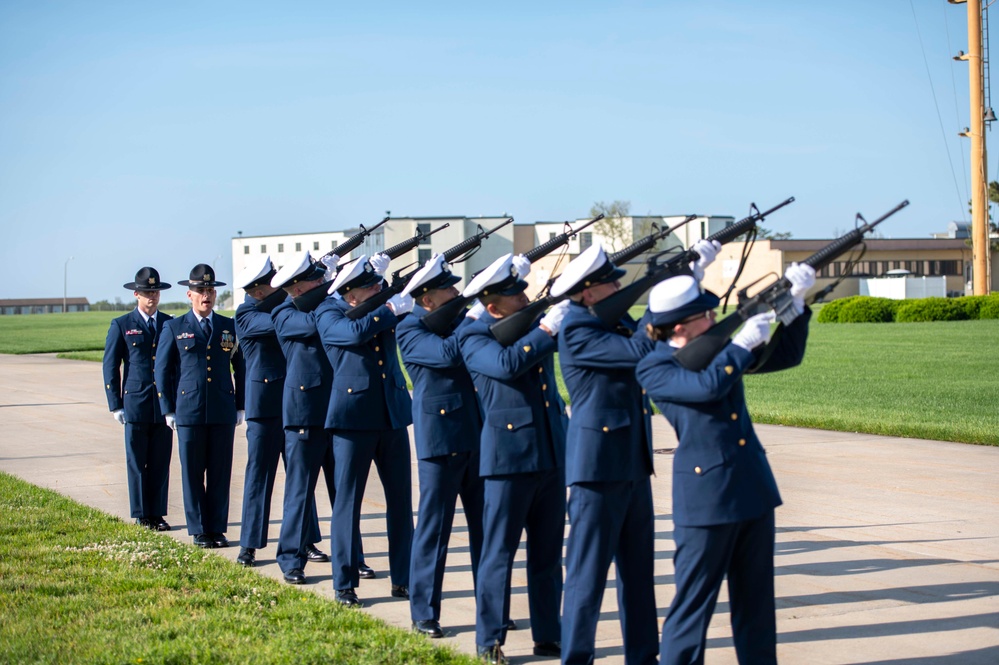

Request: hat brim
left=178, top=280, right=227, bottom=287
left=496, top=279, right=528, bottom=297
left=418, top=272, right=461, bottom=293
left=123, top=282, right=171, bottom=291
left=650, top=290, right=720, bottom=328
left=335, top=270, right=383, bottom=295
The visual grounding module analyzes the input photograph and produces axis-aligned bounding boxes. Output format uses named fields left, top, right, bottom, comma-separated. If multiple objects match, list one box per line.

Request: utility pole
left=953, top=0, right=991, bottom=294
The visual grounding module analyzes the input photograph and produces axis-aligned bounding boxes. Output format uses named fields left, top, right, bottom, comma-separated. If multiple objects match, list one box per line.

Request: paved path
left=0, top=353, right=996, bottom=664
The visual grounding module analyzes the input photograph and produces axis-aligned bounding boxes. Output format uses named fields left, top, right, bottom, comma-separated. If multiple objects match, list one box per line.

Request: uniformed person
left=635, top=264, right=815, bottom=665
left=103, top=267, right=174, bottom=531
left=155, top=263, right=245, bottom=548
left=554, top=240, right=719, bottom=665
left=397, top=254, right=485, bottom=638
left=457, top=253, right=569, bottom=664
left=315, top=255, right=414, bottom=607
left=233, top=255, right=328, bottom=568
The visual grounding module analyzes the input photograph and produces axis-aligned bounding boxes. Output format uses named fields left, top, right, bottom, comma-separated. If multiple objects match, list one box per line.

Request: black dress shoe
left=336, top=588, right=362, bottom=607
left=237, top=547, right=256, bottom=567
left=283, top=568, right=306, bottom=585
left=477, top=645, right=507, bottom=664
left=533, top=641, right=561, bottom=658
left=211, top=533, right=230, bottom=548
left=305, top=543, right=329, bottom=562
left=504, top=618, right=518, bottom=631
left=150, top=517, right=171, bottom=532
left=390, top=584, right=409, bottom=599
left=358, top=562, right=376, bottom=579
left=193, top=534, right=215, bottom=549
left=412, top=619, right=444, bottom=638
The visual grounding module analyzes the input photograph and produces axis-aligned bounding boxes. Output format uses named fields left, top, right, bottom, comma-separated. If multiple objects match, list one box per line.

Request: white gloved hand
left=112, top=409, right=126, bottom=425
left=689, top=239, right=722, bottom=281
left=732, top=312, right=776, bottom=352
left=164, top=413, right=176, bottom=431
left=369, top=252, right=391, bottom=276
left=235, top=410, right=245, bottom=427
left=320, top=253, right=340, bottom=271
left=785, top=262, right=817, bottom=313
left=387, top=293, right=415, bottom=316
left=539, top=300, right=571, bottom=336
left=512, top=254, right=532, bottom=280
left=465, top=300, right=486, bottom=320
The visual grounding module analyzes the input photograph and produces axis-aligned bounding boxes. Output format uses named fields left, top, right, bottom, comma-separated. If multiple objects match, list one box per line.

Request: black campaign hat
left=178, top=263, right=227, bottom=287
left=123, top=267, right=171, bottom=291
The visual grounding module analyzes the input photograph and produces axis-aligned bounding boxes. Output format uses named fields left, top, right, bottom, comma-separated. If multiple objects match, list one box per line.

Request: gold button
left=300, top=385, right=305, bottom=390
left=602, top=426, right=609, bottom=432
left=451, top=452, right=457, bottom=457
left=347, top=388, right=352, bottom=393
left=152, top=355, right=156, bottom=361
left=523, top=345, right=531, bottom=352
left=391, top=328, right=394, bottom=333
left=545, top=401, right=550, bottom=408
left=181, top=390, right=186, bottom=395
left=739, top=438, right=746, bottom=446
left=207, top=345, right=211, bottom=350
left=731, top=413, right=738, bottom=421
left=382, top=373, right=387, bottom=379
left=207, top=378, right=212, bottom=383
left=724, top=365, right=734, bottom=375
left=132, top=342, right=136, bottom=347
left=299, top=429, right=305, bottom=435
left=642, top=388, right=646, bottom=395
left=106, top=384, right=110, bottom=389
left=474, top=387, right=478, bottom=392
left=542, top=384, right=547, bottom=391
left=378, top=360, right=384, bottom=366
left=440, top=409, right=446, bottom=415
left=507, top=424, right=513, bottom=430
left=157, top=392, right=162, bottom=397
left=152, top=343, right=156, bottom=348
left=184, top=346, right=189, bottom=350
left=373, top=316, right=380, bottom=322
left=207, top=356, right=211, bottom=360
left=695, top=466, right=702, bottom=474
left=207, top=367, right=212, bottom=372
left=375, top=346, right=380, bottom=352
left=643, top=409, right=648, bottom=414
left=124, top=390, right=128, bottom=394
left=263, top=378, right=268, bottom=383
left=538, top=367, right=543, bottom=373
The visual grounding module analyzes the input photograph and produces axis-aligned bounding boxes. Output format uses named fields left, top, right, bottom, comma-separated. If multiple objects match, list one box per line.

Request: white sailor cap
left=236, top=255, right=277, bottom=291
left=461, top=253, right=527, bottom=299
left=328, top=254, right=382, bottom=295
left=647, top=275, right=721, bottom=327
left=549, top=244, right=627, bottom=298
left=270, top=251, right=325, bottom=289
left=401, top=254, right=462, bottom=299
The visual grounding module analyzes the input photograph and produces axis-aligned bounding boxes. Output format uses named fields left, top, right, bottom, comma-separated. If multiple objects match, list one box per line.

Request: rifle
left=488, top=215, right=696, bottom=346
left=254, top=288, right=290, bottom=314
left=590, top=197, right=796, bottom=326
left=344, top=223, right=450, bottom=320
left=673, top=199, right=910, bottom=372
left=422, top=215, right=603, bottom=336
left=322, top=216, right=390, bottom=263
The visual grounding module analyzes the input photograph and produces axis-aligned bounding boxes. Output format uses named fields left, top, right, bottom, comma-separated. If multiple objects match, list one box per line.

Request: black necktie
left=147, top=314, right=156, bottom=338
left=200, top=316, right=211, bottom=340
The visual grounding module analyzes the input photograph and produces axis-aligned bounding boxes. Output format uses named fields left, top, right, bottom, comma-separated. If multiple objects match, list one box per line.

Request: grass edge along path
left=0, top=471, right=478, bottom=665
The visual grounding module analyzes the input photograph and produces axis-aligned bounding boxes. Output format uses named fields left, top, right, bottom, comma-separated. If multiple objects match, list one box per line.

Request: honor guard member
left=397, top=254, right=486, bottom=639
left=635, top=264, right=815, bottom=665
left=457, top=253, right=569, bottom=664
left=315, top=254, right=415, bottom=607
left=234, top=255, right=329, bottom=568
left=103, top=267, right=174, bottom=531
left=155, top=264, right=246, bottom=549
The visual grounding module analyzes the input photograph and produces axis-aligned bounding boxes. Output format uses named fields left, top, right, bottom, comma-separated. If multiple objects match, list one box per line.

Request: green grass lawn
left=0, top=471, right=477, bottom=665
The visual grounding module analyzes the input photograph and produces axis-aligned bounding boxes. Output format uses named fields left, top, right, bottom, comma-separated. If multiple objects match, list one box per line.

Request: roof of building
left=769, top=238, right=971, bottom=251
left=0, top=298, right=90, bottom=306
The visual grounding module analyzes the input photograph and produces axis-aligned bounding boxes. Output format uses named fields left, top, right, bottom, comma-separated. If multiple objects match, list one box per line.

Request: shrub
left=979, top=296, right=999, bottom=319
left=956, top=295, right=992, bottom=319
left=837, top=297, right=898, bottom=323
left=816, top=296, right=860, bottom=323
left=895, top=297, right=969, bottom=322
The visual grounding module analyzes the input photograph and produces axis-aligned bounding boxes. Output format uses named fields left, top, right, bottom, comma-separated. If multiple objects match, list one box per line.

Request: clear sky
left=0, top=1, right=984, bottom=303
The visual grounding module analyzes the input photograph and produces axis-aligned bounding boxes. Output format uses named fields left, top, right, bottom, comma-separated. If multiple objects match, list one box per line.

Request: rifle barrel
left=329, top=216, right=390, bottom=258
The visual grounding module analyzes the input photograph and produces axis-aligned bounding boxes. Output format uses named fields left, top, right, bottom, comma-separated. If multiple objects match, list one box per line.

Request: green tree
left=589, top=200, right=633, bottom=252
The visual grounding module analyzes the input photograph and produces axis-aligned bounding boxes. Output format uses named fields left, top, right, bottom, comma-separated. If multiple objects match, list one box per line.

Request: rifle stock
left=673, top=200, right=909, bottom=372
left=254, top=288, right=290, bottom=314
left=292, top=280, right=335, bottom=313
left=489, top=298, right=553, bottom=346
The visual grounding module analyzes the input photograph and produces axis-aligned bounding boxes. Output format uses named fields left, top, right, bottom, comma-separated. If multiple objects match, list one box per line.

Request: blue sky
left=0, top=1, right=982, bottom=302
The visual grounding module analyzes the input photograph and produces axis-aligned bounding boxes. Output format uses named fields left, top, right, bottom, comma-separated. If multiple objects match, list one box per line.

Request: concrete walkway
left=0, top=353, right=996, bottom=664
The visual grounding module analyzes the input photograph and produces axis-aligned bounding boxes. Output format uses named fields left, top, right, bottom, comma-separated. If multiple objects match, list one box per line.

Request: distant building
left=0, top=298, right=91, bottom=315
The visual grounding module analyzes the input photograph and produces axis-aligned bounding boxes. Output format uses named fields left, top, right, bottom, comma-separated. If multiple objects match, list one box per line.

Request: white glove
left=512, top=254, right=532, bottom=280
left=732, top=312, right=776, bottom=352
left=235, top=410, right=245, bottom=427
left=387, top=293, right=415, bottom=316
left=539, top=300, right=571, bottom=336
left=112, top=409, right=126, bottom=425
left=164, top=413, right=176, bottom=431
left=465, top=300, right=485, bottom=320
left=369, top=252, right=391, bottom=276
left=784, top=262, right=816, bottom=313
left=320, top=253, right=340, bottom=270
left=689, top=239, right=722, bottom=282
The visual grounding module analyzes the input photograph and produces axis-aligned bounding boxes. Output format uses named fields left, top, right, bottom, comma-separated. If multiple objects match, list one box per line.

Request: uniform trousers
left=123, top=421, right=173, bottom=519
left=562, top=479, right=658, bottom=665
left=276, top=426, right=330, bottom=572
left=661, top=510, right=777, bottom=665
left=410, top=450, right=484, bottom=623
left=476, top=468, right=565, bottom=649
left=176, top=423, right=235, bottom=536
left=331, top=428, right=413, bottom=590
left=241, top=418, right=322, bottom=550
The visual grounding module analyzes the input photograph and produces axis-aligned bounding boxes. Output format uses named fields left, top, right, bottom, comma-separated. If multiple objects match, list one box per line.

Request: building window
left=295, top=242, right=302, bottom=251
left=313, top=241, right=319, bottom=250
left=579, top=232, right=593, bottom=252
left=243, top=246, right=250, bottom=255
left=700, top=221, right=706, bottom=238
left=260, top=244, right=267, bottom=253
left=549, top=232, right=557, bottom=241
left=277, top=243, right=284, bottom=253
left=418, top=248, right=432, bottom=266
left=417, top=223, right=432, bottom=237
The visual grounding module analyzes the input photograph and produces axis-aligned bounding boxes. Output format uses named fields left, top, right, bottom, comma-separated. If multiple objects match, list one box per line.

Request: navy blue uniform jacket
left=155, top=311, right=246, bottom=426
left=271, top=300, right=333, bottom=429
left=314, top=297, right=413, bottom=431
left=103, top=309, right=173, bottom=422
left=635, top=311, right=810, bottom=527
left=558, top=303, right=655, bottom=485
left=397, top=307, right=483, bottom=459
left=457, top=312, right=567, bottom=477
left=235, top=293, right=286, bottom=420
